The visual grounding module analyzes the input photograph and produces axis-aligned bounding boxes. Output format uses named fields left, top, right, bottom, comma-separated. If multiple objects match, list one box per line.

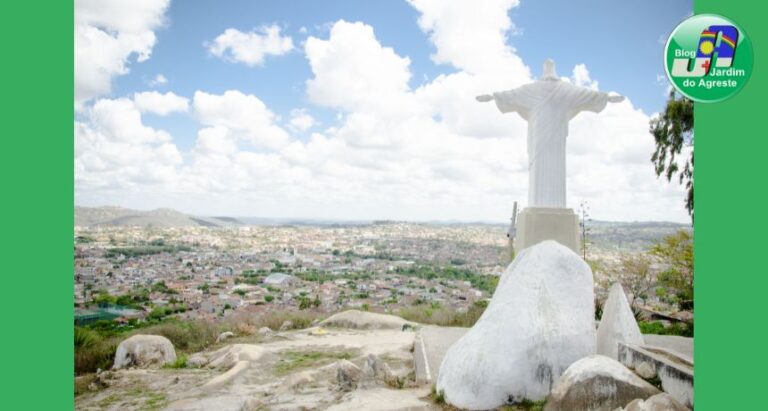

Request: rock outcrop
left=544, top=355, right=660, bottom=411
left=279, top=320, right=294, bottom=332
left=436, top=241, right=596, bottom=410
left=622, top=393, right=691, bottom=411
left=112, top=335, right=177, bottom=369
left=597, top=283, right=644, bottom=360
left=320, top=310, right=415, bottom=330
left=336, top=360, right=362, bottom=391
left=216, top=331, right=235, bottom=343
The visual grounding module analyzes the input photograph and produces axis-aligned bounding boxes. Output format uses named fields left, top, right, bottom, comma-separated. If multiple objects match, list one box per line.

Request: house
left=263, top=273, right=298, bottom=287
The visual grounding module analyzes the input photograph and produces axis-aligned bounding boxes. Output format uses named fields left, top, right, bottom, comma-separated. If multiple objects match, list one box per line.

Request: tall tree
left=650, top=91, right=694, bottom=218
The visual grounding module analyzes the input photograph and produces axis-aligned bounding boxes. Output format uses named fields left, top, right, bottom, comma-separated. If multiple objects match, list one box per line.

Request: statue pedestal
left=515, top=207, right=580, bottom=253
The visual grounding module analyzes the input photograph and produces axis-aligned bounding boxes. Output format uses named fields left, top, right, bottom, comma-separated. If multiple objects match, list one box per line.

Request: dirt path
left=76, top=327, right=438, bottom=411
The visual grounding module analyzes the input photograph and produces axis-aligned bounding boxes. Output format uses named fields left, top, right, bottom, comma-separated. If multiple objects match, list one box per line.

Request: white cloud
left=207, top=25, right=294, bottom=66
left=305, top=21, right=413, bottom=113
left=76, top=4, right=689, bottom=223
left=192, top=90, right=291, bottom=150
left=572, top=64, right=599, bottom=90
left=133, top=91, right=189, bottom=116
left=75, top=0, right=170, bottom=104
left=148, top=74, right=168, bottom=87
left=288, top=109, right=316, bottom=132
left=407, top=0, right=530, bottom=79
left=75, top=98, right=182, bottom=192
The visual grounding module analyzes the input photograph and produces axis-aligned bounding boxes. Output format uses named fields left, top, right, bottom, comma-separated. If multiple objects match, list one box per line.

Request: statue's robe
left=493, top=81, right=609, bottom=208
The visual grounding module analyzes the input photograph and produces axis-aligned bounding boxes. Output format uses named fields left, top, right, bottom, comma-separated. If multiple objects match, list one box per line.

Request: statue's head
left=541, top=59, right=560, bottom=81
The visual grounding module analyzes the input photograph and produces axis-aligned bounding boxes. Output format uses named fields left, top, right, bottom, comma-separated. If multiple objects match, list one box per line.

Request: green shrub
left=398, top=303, right=486, bottom=327
left=639, top=321, right=693, bottom=337
left=163, top=355, right=187, bottom=369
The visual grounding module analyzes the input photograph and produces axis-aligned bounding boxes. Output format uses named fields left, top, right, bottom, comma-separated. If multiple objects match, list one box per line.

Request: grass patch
left=163, top=354, right=187, bottom=369
left=431, top=385, right=445, bottom=404
left=639, top=321, right=693, bottom=337
left=96, top=394, right=120, bottom=408
left=274, top=350, right=354, bottom=375
left=501, top=399, right=547, bottom=411
left=398, top=301, right=487, bottom=327
left=142, top=391, right=168, bottom=411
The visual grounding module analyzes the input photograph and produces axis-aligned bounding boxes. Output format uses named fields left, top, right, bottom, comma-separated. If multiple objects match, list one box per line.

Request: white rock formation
left=320, top=310, right=415, bottom=330
left=112, top=334, right=176, bottom=369
left=623, top=393, right=691, bottom=411
left=436, top=241, right=595, bottom=409
left=597, top=283, right=644, bottom=360
left=336, top=360, right=362, bottom=391
left=216, top=331, right=235, bottom=343
left=544, top=355, right=660, bottom=411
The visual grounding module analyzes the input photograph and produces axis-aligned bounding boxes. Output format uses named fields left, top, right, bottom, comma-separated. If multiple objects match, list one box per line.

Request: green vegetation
left=395, top=265, right=499, bottom=293
left=148, top=304, right=187, bottom=320
left=398, top=300, right=487, bottom=327
left=75, top=319, right=219, bottom=376
left=500, top=399, right=547, bottom=411
left=431, top=385, right=445, bottom=404
left=639, top=321, right=693, bottom=337
left=274, top=350, right=354, bottom=375
left=264, top=295, right=274, bottom=302
left=105, top=244, right=191, bottom=258
left=163, top=355, right=188, bottom=369
left=651, top=230, right=693, bottom=309
left=650, top=91, right=694, bottom=217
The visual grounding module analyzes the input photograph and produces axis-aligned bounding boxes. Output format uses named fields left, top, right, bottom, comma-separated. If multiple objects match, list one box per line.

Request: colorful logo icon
left=665, top=14, right=752, bottom=103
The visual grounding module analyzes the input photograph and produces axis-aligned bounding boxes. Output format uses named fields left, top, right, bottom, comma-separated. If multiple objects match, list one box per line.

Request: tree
left=620, top=253, right=655, bottom=307
left=651, top=230, right=693, bottom=309
left=650, top=91, right=694, bottom=218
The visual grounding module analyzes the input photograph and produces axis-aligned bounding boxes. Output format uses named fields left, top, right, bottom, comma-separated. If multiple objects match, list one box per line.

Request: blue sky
left=108, top=0, right=691, bottom=151
left=75, top=0, right=692, bottom=222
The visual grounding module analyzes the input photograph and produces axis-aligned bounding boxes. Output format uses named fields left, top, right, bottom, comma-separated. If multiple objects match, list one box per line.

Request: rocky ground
left=76, top=312, right=438, bottom=411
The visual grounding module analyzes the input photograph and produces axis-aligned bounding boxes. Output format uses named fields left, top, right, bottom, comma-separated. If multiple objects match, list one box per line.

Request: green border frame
left=695, top=0, right=766, bottom=409
left=1, top=0, right=766, bottom=409
left=1, top=1, right=74, bottom=408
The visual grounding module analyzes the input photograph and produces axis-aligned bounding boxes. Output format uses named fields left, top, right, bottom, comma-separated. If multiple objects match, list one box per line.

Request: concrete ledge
left=618, top=342, right=694, bottom=408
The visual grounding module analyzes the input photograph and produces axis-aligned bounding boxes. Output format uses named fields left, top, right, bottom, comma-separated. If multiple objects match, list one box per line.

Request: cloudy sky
left=75, top=0, right=692, bottom=223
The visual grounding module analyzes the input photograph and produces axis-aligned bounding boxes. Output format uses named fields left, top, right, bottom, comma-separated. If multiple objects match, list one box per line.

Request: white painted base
left=515, top=207, right=580, bottom=253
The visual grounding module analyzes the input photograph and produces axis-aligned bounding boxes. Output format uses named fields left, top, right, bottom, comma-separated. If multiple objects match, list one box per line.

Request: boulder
left=279, top=320, right=294, bottom=332
left=634, top=362, right=656, bottom=380
left=623, top=393, right=691, bottom=411
left=257, top=326, right=275, bottom=337
left=206, top=344, right=264, bottom=370
left=282, top=370, right=315, bottom=390
left=187, top=353, right=209, bottom=368
left=216, top=331, right=235, bottom=343
left=436, top=241, right=596, bottom=409
left=112, top=334, right=176, bottom=369
left=597, top=283, right=644, bottom=360
left=335, top=359, right=362, bottom=391
left=362, top=354, right=397, bottom=387
left=544, top=355, right=660, bottom=411
left=320, top=310, right=415, bottom=330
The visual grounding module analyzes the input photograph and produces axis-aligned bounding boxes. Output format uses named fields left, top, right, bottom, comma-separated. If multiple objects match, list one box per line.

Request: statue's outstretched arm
left=476, top=94, right=494, bottom=102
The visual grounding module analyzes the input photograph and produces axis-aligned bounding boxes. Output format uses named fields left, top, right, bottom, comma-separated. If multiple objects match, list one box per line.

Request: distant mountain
left=587, top=220, right=691, bottom=251
left=75, top=206, right=243, bottom=228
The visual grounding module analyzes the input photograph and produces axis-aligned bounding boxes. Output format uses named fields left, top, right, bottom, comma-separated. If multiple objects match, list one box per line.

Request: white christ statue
left=477, top=59, right=624, bottom=208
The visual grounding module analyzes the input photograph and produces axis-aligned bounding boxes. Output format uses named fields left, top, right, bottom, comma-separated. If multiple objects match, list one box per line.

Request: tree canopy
left=650, top=91, right=694, bottom=218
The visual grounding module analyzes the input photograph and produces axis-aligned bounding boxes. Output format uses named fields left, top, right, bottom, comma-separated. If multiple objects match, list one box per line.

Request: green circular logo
left=664, top=14, right=753, bottom=103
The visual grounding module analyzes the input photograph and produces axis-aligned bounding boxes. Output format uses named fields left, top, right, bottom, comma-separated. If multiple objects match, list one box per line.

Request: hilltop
left=75, top=206, right=243, bottom=228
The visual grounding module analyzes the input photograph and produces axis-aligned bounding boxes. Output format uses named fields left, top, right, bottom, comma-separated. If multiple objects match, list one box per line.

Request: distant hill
left=587, top=220, right=691, bottom=251
left=75, top=206, right=243, bottom=228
